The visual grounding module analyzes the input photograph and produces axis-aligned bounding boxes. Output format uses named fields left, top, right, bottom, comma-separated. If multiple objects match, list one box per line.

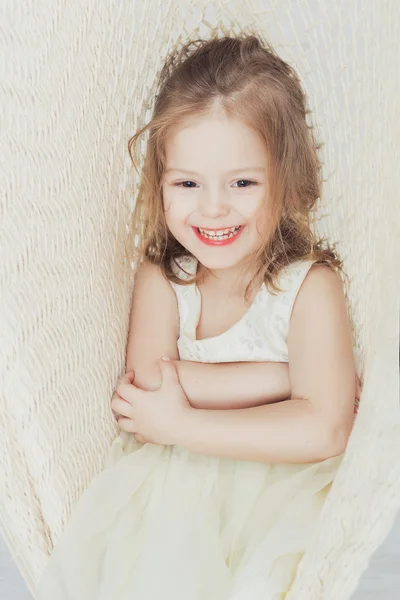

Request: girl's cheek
left=165, top=199, right=193, bottom=226
left=161, top=185, right=177, bottom=211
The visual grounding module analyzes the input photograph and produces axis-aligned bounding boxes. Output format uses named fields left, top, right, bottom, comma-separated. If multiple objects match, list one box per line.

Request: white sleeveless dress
left=37, top=255, right=345, bottom=600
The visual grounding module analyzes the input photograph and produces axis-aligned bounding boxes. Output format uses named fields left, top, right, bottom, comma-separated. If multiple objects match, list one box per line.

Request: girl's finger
left=121, top=370, right=134, bottom=383
left=111, top=392, right=131, bottom=425
left=111, top=398, right=134, bottom=418
left=115, top=371, right=135, bottom=390
left=111, top=389, right=132, bottom=406
left=111, top=389, right=121, bottom=402
left=116, top=382, right=138, bottom=399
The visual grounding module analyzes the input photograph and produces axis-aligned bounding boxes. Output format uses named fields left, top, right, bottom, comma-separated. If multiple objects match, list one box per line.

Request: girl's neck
left=197, top=261, right=257, bottom=299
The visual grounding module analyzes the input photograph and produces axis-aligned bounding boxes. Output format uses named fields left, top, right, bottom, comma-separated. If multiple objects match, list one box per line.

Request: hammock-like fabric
left=1, top=1, right=399, bottom=598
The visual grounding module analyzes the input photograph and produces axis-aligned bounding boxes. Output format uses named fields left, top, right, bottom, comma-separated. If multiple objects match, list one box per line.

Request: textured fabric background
left=1, top=1, right=399, bottom=599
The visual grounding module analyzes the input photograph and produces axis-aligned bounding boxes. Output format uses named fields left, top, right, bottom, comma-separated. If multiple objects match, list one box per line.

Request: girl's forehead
left=164, top=116, right=269, bottom=170
left=165, top=113, right=257, bottom=142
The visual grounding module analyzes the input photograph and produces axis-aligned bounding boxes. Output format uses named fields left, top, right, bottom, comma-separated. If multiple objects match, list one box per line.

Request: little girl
left=37, top=33, right=361, bottom=599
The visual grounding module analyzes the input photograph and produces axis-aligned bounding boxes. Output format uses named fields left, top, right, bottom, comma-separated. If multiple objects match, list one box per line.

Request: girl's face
left=161, top=112, right=271, bottom=275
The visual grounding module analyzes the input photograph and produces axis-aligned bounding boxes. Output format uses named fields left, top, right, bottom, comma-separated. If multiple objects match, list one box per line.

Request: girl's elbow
left=323, top=424, right=351, bottom=459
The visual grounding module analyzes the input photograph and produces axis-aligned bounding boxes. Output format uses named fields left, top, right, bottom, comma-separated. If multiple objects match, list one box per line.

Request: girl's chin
left=193, top=252, right=247, bottom=271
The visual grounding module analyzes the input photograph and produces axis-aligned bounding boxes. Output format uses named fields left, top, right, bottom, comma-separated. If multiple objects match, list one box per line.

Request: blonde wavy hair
left=127, top=32, right=345, bottom=301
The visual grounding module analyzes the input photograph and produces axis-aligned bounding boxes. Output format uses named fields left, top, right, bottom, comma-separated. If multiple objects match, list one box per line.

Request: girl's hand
left=111, top=370, right=135, bottom=422
left=111, top=357, right=193, bottom=446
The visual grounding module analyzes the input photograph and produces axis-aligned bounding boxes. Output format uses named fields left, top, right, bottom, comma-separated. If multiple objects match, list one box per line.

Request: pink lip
left=192, top=226, right=245, bottom=246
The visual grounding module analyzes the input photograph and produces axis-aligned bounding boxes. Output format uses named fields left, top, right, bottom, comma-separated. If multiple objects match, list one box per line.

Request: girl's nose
left=199, top=193, right=230, bottom=219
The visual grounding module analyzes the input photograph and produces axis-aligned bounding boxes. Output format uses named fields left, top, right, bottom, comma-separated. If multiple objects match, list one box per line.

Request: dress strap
left=273, top=259, right=318, bottom=342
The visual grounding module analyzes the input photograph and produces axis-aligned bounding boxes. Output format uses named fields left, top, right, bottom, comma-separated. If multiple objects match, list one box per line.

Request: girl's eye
left=233, top=179, right=257, bottom=188
left=174, top=181, right=198, bottom=188
left=174, top=179, right=257, bottom=188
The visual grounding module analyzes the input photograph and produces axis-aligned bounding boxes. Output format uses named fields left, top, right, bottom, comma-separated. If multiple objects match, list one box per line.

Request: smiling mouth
left=196, top=225, right=243, bottom=240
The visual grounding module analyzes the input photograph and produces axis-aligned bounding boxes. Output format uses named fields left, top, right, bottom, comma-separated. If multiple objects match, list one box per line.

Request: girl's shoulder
left=273, top=258, right=320, bottom=293
left=285, top=260, right=343, bottom=298
left=276, top=259, right=344, bottom=328
left=267, top=259, right=335, bottom=319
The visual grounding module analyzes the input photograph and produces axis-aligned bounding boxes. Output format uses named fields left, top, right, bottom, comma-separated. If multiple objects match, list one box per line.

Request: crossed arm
left=133, top=359, right=291, bottom=409
left=124, top=260, right=356, bottom=464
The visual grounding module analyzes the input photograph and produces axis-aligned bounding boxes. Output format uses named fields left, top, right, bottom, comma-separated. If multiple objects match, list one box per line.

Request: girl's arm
left=171, top=266, right=357, bottom=464
left=172, top=360, right=290, bottom=409
left=126, top=259, right=289, bottom=409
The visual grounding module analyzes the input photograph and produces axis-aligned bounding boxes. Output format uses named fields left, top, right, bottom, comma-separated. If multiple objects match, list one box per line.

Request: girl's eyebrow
left=165, top=167, right=266, bottom=175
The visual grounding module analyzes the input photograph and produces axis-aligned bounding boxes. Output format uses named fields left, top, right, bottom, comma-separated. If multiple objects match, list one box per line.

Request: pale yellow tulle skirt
left=37, top=431, right=343, bottom=600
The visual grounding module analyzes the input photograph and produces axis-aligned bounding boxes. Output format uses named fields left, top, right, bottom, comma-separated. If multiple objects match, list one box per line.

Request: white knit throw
left=1, top=1, right=399, bottom=598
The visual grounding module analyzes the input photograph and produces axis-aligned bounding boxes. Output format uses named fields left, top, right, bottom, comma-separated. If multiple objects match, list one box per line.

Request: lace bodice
left=169, top=255, right=317, bottom=364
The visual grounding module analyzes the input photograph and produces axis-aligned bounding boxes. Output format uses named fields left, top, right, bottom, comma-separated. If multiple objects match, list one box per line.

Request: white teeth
left=197, top=226, right=242, bottom=240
